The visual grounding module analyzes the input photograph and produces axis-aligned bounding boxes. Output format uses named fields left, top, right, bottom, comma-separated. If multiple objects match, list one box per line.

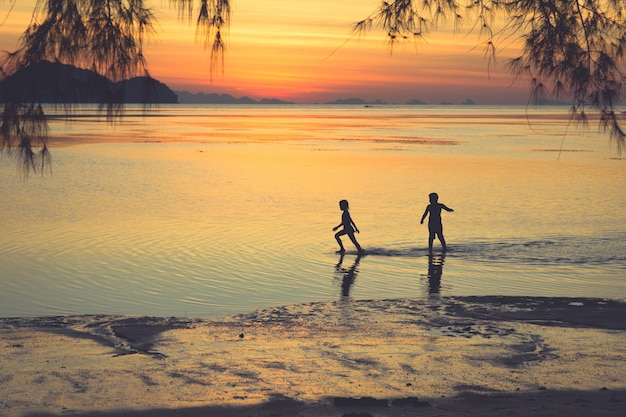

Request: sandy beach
left=1, top=296, right=625, bottom=417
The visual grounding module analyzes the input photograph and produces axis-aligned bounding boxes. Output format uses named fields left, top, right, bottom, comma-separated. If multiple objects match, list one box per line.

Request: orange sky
left=1, top=1, right=531, bottom=104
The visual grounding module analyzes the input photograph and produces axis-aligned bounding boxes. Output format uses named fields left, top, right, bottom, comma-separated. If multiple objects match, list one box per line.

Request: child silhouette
left=420, top=192, right=454, bottom=252
left=333, top=199, right=363, bottom=253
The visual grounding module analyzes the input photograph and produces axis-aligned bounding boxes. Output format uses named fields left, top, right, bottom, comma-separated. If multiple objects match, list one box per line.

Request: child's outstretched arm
left=351, top=218, right=360, bottom=233
left=420, top=206, right=429, bottom=224
left=442, top=204, right=454, bottom=212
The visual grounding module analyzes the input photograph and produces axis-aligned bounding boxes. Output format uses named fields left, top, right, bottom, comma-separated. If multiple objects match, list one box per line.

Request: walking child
left=420, top=192, right=454, bottom=252
left=333, top=199, right=363, bottom=253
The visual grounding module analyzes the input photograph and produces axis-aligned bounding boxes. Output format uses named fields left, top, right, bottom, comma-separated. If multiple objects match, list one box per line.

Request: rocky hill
left=0, top=61, right=177, bottom=103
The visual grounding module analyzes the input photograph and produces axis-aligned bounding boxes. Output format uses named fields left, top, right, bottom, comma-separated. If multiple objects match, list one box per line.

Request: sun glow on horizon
left=1, top=0, right=530, bottom=104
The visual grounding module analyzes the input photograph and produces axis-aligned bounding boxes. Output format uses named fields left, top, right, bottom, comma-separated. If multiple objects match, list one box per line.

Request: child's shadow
left=334, top=253, right=362, bottom=299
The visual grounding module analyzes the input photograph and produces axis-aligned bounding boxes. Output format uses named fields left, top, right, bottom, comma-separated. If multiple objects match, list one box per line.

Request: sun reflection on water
left=1, top=105, right=625, bottom=317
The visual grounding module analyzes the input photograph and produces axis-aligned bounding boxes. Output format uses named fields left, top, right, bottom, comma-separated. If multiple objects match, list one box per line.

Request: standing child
left=333, top=199, right=363, bottom=253
left=420, top=192, right=454, bottom=252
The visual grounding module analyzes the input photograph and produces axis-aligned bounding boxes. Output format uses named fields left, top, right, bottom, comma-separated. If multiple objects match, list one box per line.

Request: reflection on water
left=426, top=253, right=446, bottom=297
left=1, top=105, right=625, bottom=317
left=334, top=254, right=362, bottom=300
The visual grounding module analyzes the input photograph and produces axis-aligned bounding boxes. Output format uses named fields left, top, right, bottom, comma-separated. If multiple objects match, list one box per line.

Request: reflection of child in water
left=333, top=199, right=363, bottom=253
left=420, top=192, right=454, bottom=252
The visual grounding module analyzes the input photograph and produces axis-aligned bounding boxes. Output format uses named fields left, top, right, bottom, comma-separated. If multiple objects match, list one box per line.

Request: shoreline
left=2, top=296, right=625, bottom=416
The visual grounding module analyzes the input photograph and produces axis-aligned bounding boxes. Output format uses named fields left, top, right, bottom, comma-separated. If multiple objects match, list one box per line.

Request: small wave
left=338, top=234, right=626, bottom=268
left=452, top=235, right=626, bottom=266
left=363, top=247, right=429, bottom=257
left=327, top=247, right=431, bottom=258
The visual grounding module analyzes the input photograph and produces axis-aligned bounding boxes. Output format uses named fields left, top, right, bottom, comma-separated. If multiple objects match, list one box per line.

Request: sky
left=0, top=0, right=532, bottom=104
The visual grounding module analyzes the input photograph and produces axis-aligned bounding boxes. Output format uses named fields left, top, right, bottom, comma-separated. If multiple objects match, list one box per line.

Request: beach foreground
left=1, top=296, right=625, bottom=417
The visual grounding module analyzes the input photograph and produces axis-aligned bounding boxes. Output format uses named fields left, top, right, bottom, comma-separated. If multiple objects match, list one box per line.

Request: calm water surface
left=1, top=105, right=625, bottom=317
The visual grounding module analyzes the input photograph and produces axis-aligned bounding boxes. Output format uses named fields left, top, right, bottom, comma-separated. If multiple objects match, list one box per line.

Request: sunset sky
left=1, top=1, right=531, bottom=104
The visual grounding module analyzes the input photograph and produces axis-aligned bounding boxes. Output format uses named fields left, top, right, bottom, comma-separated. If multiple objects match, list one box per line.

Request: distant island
left=175, top=91, right=294, bottom=104
left=324, top=98, right=388, bottom=105
left=324, top=97, right=479, bottom=106
left=0, top=62, right=572, bottom=106
left=0, top=61, right=177, bottom=104
left=0, top=62, right=297, bottom=105
left=176, top=94, right=486, bottom=106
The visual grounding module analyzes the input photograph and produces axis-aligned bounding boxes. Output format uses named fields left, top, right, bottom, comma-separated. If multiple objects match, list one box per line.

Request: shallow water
left=1, top=105, right=625, bottom=317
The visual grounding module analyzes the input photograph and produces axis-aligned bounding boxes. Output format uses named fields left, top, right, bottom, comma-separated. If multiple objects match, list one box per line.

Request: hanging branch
left=356, top=0, right=626, bottom=153
left=0, top=0, right=231, bottom=175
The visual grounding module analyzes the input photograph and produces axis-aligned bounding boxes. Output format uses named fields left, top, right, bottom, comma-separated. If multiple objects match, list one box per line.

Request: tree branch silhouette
left=0, top=0, right=230, bottom=176
left=1, top=0, right=625, bottom=176
left=355, top=0, right=626, bottom=153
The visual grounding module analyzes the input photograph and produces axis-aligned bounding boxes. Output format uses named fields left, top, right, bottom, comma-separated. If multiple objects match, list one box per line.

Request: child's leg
left=347, top=232, right=362, bottom=252
left=335, top=231, right=346, bottom=251
left=439, top=233, right=447, bottom=251
left=438, top=226, right=447, bottom=251
left=428, top=224, right=436, bottom=252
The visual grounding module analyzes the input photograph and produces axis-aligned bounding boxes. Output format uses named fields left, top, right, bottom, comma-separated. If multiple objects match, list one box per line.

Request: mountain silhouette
left=175, top=91, right=256, bottom=104
left=0, top=61, right=177, bottom=104
left=175, top=90, right=295, bottom=104
left=326, top=98, right=388, bottom=105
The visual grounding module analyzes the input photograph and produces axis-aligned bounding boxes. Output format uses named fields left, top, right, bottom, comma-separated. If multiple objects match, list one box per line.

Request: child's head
left=428, top=192, right=439, bottom=203
left=339, top=199, right=349, bottom=210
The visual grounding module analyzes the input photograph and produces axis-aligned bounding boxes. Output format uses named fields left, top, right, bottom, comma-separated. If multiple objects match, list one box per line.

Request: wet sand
left=1, top=296, right=625, bottom=417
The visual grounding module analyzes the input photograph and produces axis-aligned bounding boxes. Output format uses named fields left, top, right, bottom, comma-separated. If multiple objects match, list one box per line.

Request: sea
left=1, top=104, right=625, bottom=317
